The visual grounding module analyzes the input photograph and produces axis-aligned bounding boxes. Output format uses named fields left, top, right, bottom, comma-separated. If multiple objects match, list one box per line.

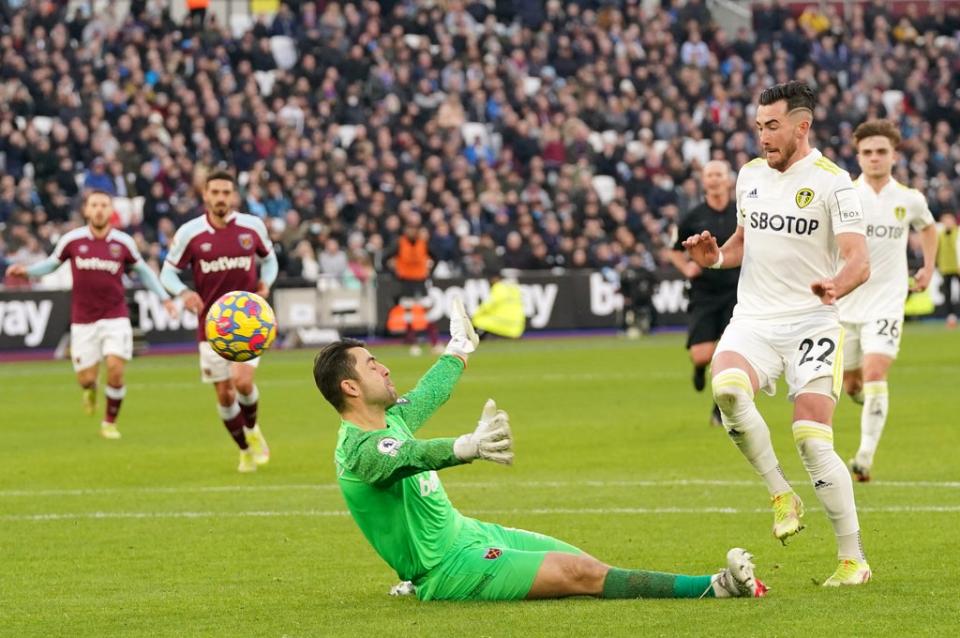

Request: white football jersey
left=734, top=149, right=865, bottom=320
left=838, top=177, right=934, bottom=322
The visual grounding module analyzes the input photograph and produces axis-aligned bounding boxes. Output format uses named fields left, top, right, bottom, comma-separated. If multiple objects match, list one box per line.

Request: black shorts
left=686, top=293, right=736, bottom=348
left=398, top=279, right=428, bottom=301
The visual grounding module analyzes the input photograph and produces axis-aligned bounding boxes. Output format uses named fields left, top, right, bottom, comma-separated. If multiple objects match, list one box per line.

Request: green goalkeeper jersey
left=334, top=355, right=469, bottom=581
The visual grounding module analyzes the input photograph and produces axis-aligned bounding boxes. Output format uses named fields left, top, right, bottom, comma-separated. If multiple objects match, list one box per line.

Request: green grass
left=2, top=325, right=959, bottom=637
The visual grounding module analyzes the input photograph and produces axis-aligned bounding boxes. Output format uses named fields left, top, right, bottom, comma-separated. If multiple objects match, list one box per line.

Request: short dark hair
left=853, top=119, right=902, bottom=148
left=313, top=338, right=366, bottom=412
left=82, top=189, right=113, bottom=206
left=205, top=169, right=236, bottom=186
left=758, top=81, right=816, bottom=113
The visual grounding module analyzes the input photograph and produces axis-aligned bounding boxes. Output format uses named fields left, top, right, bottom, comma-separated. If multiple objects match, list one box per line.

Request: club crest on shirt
left=201, top=242, right=212, bottom=252
left=795, top=187, right=815, bottom=208
left=238, top=233, right=254, bottom=250
left=484, top=548, right=502, bottom=560
left=109, top=244, right=123, bottom=258
left=377, top=437, right=403, bottom=457
left=894, top=206, right=906, bottom=222
left=78, top=244, right=89, bottom=254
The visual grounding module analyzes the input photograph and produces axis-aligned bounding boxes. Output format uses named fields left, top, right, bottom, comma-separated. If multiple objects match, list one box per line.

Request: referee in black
left=669, top=160, right=740, bottom=426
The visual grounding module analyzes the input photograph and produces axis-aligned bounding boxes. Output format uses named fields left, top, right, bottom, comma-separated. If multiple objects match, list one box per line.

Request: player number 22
left=798, top=337, right=835, bottom=366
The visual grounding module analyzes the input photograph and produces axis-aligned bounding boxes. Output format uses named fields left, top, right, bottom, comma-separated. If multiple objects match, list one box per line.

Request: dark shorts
left=687, top=293, right=737, bottom=348
left=398, top=279, right=428, bottom=301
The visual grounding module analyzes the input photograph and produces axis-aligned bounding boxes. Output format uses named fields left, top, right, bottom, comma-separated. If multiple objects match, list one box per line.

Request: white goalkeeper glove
left=453, top=399, right=513, bottom=465
left=445, top=297, right=479, bottom=357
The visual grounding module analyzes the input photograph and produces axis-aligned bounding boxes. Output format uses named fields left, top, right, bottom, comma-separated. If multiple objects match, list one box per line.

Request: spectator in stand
left=0, top=0, right=957, bottom=316
left=319, top=237, right=349, bottom=282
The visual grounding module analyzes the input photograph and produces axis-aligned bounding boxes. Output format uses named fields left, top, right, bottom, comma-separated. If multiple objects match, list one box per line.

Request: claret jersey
left=165, top=211, right=272, bottom=340
left=51, top=227, right=142, bottom=324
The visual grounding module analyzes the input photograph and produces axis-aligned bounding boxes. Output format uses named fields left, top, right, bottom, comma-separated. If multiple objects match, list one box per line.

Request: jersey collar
left=780, top=148, right=821, bottom=176
left=203, top=210, right=238, bottom=232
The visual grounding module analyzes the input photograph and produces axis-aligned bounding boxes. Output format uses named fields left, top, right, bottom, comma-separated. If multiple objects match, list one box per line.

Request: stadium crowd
left=0, top=0, right=959, bottom=289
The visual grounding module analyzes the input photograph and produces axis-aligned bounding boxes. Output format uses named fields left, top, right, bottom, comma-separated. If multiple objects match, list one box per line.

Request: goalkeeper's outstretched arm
left=346, top=400, right=513, bottom=487
left=390, top=298, right=479, bottom=432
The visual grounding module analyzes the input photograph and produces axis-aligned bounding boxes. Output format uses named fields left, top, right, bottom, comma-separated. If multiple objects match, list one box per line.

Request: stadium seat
left=523, top=76, right=541, bottom=96
left=336, top=125, right=358, bottom=148
left=112, top=197, right=133, bottom=228
left=269, top=36, right=298, bottom=71
left=230, top=14, right=254, bottom=39
left=254, top=70, right=276, bottom=96
left=31, top=116, right=53, bottom=136
left=460, top=122, right=489, bottom=148
left=882, top=90, right=904, bottom=117
left=591, top=175, right=616, bottom=205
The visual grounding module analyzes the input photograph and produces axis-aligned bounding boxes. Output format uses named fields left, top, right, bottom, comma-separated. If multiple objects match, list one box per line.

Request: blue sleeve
left=25, top=255, right=63, bottom=278
left=133, top=261, right=171, bottom=300
left=259, top=250, right=279, bottom=288
left=160, top=261, right=189, bottom=296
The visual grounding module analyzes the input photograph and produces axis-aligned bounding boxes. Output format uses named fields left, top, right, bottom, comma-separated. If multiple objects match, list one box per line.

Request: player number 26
left=798, top=337, right=835, bottom=366
left=876, top=319, right=900, bottom=339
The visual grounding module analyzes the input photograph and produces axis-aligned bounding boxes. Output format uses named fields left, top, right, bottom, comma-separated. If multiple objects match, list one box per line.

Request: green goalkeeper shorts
left=414, top=518, right=584, bottom=601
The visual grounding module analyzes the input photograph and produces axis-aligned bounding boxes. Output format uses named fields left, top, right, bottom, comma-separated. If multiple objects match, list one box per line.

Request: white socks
left=713, top=369, right=793, bottom=495
left=856, top=381, right=888, bottom=468
left=792, top=420, right=865, bottom=561
left=104, top=385, right=127, bottom=400
left=217, top=401, right=241, bottom=421
left=238, top=385, right=259, bottom=406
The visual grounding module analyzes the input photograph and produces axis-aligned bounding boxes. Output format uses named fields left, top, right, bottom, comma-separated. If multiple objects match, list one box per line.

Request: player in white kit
left=684, top=82, right=872, bottom=586
left=837, top=120, right=938, bottom=482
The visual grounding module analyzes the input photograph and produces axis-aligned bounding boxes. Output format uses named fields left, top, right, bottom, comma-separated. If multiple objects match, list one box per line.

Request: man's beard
left=766, top=139, right=797, bottom=171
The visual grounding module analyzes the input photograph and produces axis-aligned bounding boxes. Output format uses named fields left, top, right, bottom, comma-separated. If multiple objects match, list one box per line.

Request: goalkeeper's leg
left=416, top=546, right=766, bottom=600
left=527, top=550, right=767, bottom=599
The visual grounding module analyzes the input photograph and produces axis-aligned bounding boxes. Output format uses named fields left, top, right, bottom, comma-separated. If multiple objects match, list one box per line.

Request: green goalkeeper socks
left=601, top=568, right=715, bottom=599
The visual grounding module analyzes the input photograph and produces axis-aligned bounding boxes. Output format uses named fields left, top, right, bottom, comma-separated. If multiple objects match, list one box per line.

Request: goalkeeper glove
left=445, top=297, right=479, bottom=357
left=453, top=399, right=513, bottom=465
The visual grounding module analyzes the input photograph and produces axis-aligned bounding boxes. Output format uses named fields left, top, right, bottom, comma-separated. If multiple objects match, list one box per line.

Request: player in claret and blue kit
left=161, top=170, right=278, bottom=472
left=6, top=190, right=176, bottom=439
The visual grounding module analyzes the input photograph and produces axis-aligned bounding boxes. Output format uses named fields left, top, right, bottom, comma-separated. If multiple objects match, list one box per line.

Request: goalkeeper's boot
left=848, top=458, right=871, bottom=483
left=99, top=422, right=121, bottom=440
left=771, top=491, right=804, bottom=544
left=244, top=425, right=270, bottom=466
left=823, top=558, right=871, bottom=587
left=82, top=387, right=96, bottom=416
left=237, top=449, right=257, bottom=473
left=711, top=548, right=769, bottom=598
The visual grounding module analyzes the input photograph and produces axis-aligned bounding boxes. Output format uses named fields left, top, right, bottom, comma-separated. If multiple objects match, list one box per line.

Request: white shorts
left=70, top=318, right=133, bottom=372
left=715, top=314, right=844, bottom=402
left=198, top=341, right=260, bottom=384
left=841, top=317, right=902, bottom=370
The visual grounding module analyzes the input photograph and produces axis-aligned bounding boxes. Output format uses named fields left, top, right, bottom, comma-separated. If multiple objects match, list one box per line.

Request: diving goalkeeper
left=313, top=299, right=767, bottom=601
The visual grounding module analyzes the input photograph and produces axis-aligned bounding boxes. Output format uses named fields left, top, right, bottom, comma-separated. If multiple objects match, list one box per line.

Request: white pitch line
left=2, top=478, right=959, bottom=498
left=4, top=505, right=960, bottom=523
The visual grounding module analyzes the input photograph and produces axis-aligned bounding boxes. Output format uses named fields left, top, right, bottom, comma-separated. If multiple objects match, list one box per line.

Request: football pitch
left=3, top=326, right=959, bottom=637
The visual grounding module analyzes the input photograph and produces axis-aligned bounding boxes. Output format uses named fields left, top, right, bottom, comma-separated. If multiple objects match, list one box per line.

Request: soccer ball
left=205, top=291, right=278, bottom=362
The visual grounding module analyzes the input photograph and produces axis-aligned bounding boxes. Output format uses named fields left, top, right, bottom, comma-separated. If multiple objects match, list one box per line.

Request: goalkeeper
left=313, top=299, right=767, bottom=601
